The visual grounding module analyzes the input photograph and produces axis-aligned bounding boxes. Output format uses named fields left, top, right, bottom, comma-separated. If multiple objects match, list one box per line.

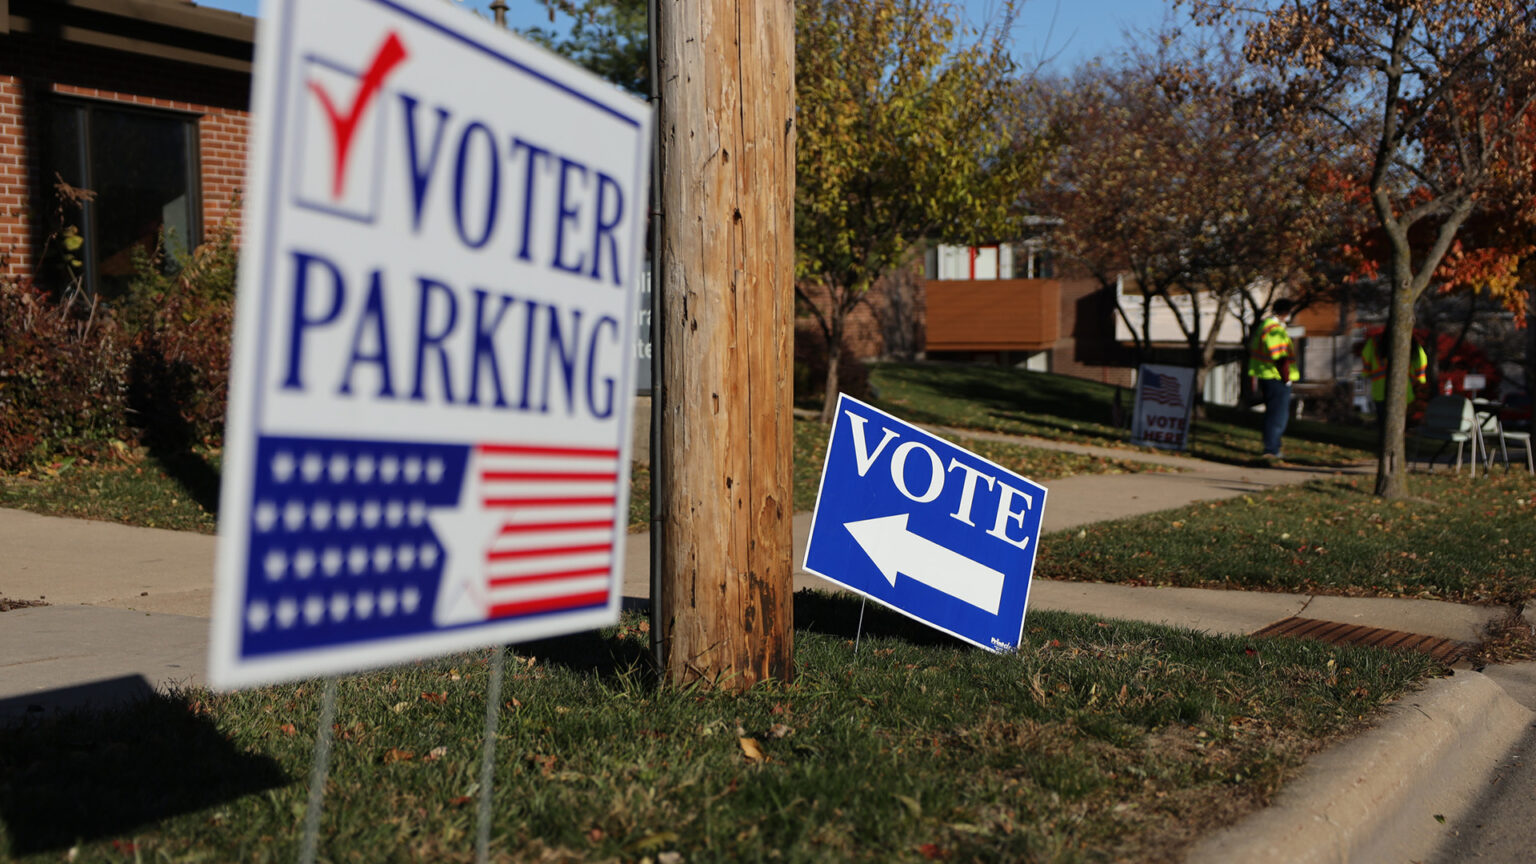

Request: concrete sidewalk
left=2, top=437, right=1533, bottom=863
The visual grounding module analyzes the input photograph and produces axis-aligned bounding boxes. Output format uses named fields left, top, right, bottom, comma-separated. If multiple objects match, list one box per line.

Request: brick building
left=919, top=242, right=1137, bottom=387
left=0, top=0, right=253, bottom=295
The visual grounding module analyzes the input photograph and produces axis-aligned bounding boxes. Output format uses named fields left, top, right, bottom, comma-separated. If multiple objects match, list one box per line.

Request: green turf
left=1037, top=472, right=1536, bottom=602
left=869, top=362, right=1376, bottom=467
left=0, top=602, right=1435, bottom=863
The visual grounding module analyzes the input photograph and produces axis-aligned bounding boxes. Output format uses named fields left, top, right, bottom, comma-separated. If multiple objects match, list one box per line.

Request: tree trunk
left=818, top=317, right=843, bottom=424
left=1193, top=297, right=1232, bottom=419
left=1526, top=286, right=1535, bottom=414
left=657, top=0, right=795, bottom=689
left=1374, top=290, right=1417, bottom=498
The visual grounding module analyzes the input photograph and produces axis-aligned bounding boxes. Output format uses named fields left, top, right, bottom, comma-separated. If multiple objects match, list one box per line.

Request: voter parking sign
left=210, top=0, right=652, bottom=688
left=803, top=396, right=1047, bottom=651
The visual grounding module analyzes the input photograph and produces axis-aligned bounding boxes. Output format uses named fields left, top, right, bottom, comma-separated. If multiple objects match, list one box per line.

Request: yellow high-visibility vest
left=1361, top=335, right=1427, bottom=402
left=1248, top=316, right=1298, bottom=381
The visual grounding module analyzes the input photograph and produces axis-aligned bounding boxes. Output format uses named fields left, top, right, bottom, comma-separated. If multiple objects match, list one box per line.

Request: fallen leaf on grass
left=278, top=723, right=297, bottom=736
left=421, top=691, right=447, bottom=704
left=624, top=831, right=679, bottom=854
left=382, top=748, right=415, bottom=764
left=738, top=737, right=765, bottom=762
left=425, top=746, right=448, bottom=761
left=766, top=723, right=793, bottom=739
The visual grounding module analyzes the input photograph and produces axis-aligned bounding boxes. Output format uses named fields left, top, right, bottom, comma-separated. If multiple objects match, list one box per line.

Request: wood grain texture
left=656, top=0, right=795, bottom=688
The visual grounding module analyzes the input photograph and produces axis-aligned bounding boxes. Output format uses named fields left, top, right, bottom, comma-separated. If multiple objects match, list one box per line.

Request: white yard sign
left=1131, top=364, right=1197, bottom=451
left=210, top=0, right=652, bottom=688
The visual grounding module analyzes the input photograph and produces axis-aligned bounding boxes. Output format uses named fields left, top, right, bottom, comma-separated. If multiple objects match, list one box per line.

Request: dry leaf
left=738, top=737, right=766, bottom=762
left=425, top=746, right=448, bottom=761
left=278, top=723, right=297, bottom=736
left=382, top=748, right=415, bottom=764
left=421, top=691, right=447, bottom=704
left=766, top=723, right=793, bottom=740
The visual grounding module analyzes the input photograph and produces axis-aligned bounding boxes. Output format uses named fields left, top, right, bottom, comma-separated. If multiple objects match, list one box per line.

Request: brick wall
left=1052, top=276, right=1136, bottom=387
left=0, top=33, right=250, bottom=284
left=796, top=261, right=927, bottom=362
left=0, top=74, right=35, bottom=278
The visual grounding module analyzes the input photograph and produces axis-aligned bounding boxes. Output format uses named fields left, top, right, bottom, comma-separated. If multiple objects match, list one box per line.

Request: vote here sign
left=209, top=0, right=652, bottom=688
left=803, top=396, right=1047, bottom=651
left=1131, top=364, right=1196, bottom=451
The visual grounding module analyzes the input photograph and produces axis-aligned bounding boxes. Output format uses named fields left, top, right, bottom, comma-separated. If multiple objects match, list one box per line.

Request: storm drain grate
left=1252, top=616, right=1473, bottom=664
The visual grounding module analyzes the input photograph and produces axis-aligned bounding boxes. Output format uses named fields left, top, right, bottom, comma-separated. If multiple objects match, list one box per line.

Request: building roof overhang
left=3, top=0, right=254, bottom=72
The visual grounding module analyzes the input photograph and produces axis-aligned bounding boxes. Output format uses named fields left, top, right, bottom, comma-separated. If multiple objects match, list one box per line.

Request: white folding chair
left=1412, top=396, right=1475, bottom=474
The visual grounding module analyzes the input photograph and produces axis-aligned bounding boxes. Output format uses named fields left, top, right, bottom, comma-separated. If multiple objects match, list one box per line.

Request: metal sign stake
left=476, top=645, right=508, bottom=864
left=298, top=676, right=340, bottom=864
left=853, top=597, right=868, bottom=655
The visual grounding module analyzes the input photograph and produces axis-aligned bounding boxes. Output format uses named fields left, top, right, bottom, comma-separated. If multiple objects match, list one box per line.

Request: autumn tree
left=518, top=0, right=648, bottom=95
left=1033, top=34, right=1349, bottom=406
left=795, top=0, right=1049, bottom=423
left=1187, top=0, right=1536, bottom=498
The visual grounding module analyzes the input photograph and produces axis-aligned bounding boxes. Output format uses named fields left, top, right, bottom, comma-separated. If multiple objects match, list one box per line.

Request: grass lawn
left=870, top=362, right=1376, bottom=468
left=0, top=419, right=1163, bottom=536
left=1037, top=472, right=1536, bottom=604
left=0, top=600, right=1435, bottom=864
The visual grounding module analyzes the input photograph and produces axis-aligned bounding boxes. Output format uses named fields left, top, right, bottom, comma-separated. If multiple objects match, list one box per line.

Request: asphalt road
left=1432, top=712, right=1536, bottom=862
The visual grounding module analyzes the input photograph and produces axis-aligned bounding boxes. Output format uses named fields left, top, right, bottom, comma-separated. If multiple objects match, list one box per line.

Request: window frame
left=46, top=95, right=204, bottom=297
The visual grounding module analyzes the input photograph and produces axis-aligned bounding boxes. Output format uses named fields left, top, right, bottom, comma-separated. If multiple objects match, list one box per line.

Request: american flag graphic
left=477, top=443, right=620, bottom=620
left=1141, top=370, right=1184, bottom=407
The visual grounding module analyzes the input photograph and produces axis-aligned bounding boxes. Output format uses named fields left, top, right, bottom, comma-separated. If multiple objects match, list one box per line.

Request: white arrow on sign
left=844, top=513, right=1005, bottom=615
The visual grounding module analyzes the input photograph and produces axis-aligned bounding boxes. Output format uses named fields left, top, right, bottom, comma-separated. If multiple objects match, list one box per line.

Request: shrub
left=125, top=223, right=238, bottom=450
left=0, top=280, right=130, bottom=470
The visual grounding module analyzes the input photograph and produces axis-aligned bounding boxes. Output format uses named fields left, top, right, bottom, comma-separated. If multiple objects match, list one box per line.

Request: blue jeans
left=1259, top=378, right=1291, bottom=457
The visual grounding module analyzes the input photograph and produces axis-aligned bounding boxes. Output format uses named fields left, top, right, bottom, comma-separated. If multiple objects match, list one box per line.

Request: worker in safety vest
left=1248, top=299, right=1299, bottom=460
left=1361, top=331, right=1427, bottom=445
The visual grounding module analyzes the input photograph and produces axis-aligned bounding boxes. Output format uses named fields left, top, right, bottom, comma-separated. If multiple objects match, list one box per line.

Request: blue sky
left=191, top=0, right=1186, bottom=74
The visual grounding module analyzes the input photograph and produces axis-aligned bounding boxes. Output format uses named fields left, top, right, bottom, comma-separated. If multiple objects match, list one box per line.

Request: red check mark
left=307, top=31, right=409, bottom=200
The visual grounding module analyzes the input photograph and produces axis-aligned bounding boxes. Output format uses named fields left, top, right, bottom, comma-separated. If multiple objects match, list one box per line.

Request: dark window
left=46, top=100, right=200, bottom=300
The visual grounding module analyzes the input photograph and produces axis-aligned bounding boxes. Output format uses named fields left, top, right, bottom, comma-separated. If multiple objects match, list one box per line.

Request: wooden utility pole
left=655, top=0, right=795, bottom=688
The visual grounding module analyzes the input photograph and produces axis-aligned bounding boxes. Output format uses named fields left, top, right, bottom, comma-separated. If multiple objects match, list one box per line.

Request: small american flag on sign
left=1141, top=370, right=1184, bottom=407
left=478, top=443, right=619, bottom=620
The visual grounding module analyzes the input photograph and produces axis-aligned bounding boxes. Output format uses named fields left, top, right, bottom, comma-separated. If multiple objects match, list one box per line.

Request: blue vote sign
left=209, top=0, right=651, bottom=688
left=803, top=395, right=1047, bottom=651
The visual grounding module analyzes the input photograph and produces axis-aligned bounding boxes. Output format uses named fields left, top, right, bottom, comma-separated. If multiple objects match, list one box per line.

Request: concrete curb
left=1185, top=670, right=1535, bottom=864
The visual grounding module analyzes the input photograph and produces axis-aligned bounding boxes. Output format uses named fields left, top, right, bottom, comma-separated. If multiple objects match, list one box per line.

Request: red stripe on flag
left=487, top=542, right=612, bottom=561
left=483, top=496, right=617, bottom=508
left=496, top=519, right=614, bottom=534
left=480, top=444, right=620, bottom=459
left=489, top=590, right=609, bottom=617
left=488, top=566, right=612, bottom=587
left=482, top=470, right=618, bottom=482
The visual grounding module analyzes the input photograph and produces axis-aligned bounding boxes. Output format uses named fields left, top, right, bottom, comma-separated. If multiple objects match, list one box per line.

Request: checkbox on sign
left=291, top=35, right=407, bottom=222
